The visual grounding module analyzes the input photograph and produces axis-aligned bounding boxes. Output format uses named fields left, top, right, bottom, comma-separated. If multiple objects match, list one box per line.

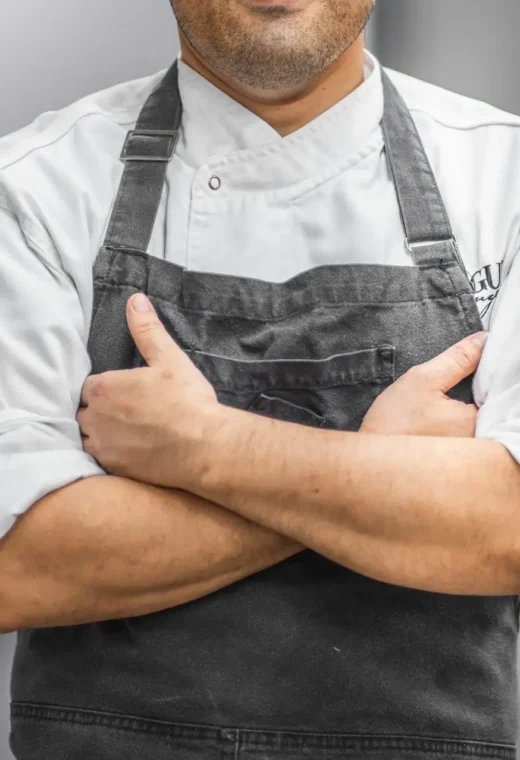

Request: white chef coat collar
left=177, top=49, right=384, bottom=195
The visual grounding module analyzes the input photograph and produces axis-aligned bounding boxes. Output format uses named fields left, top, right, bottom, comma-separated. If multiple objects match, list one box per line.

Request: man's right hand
left=360, top=332, right=488, bottom=438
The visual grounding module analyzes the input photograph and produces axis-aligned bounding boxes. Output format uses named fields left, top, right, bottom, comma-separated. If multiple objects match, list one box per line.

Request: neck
left=179, top=34, right=366, bottom=137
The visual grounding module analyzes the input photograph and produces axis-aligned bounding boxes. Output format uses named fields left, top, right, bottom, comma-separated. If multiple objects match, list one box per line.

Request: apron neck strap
left=102, top=60, right=182, bottom=253
left=381, top=68, right=460, bottom=268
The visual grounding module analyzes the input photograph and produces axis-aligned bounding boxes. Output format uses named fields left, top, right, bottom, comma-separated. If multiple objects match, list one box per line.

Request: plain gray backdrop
left=1, top=1, right=520, bottom=758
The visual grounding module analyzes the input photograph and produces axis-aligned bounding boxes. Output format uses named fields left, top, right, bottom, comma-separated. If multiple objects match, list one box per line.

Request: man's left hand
left=77, top=293, right=222, bottom=487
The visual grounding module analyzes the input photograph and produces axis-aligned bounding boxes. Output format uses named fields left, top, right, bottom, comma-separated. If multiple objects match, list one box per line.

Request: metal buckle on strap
left=120, top=129, right=179, bottom=162
left=405, top=236, right=458, bottom=254
left=406, top=236, right=463, bottom=269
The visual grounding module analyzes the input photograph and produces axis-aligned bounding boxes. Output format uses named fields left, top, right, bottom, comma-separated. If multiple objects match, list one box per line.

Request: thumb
left=126, top=293, right=184, bottom=368
left=418, top=331, right=489, bottom=394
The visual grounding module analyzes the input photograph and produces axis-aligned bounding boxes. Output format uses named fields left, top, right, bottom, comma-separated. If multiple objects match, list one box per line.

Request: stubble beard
left=172, top=0, right=375, bottom=93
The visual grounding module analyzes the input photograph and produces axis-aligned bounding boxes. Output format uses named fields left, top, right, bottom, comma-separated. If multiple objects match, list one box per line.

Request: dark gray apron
left=9, top=61, right=519, bottom=760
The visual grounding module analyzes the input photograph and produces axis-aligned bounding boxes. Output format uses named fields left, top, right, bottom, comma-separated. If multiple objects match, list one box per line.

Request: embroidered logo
left=469, top=262, right=503, bottom=319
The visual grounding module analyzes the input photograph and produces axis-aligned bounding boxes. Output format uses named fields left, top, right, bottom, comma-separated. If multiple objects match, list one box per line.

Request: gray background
left=1, top=1, right=520, bottom=758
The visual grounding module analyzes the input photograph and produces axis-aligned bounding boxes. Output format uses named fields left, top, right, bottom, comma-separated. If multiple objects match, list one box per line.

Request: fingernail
left=471, top=331, right=489, bottom=347
left=132, top=294, right=152, bottom=312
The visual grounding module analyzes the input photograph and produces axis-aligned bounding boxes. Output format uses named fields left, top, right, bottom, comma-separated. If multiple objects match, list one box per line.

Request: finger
left=416, top=332, right=489, bottom=394
left=80, top=370, right=122, bottom=407
left=82, top=435, right=95, bottom=458
left=76, top=407, right=89, bottom=434
left=126, top=293, right=187, bottom=370
left=441, top=401, right=479, bottom=438
left=80, top=375, right=99, bottom=407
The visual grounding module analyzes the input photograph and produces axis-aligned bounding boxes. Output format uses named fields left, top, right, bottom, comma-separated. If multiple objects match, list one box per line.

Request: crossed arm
left=0, top=475, right=302, bottom=631
left=5, top=395, right=519, bottom=634
left=3, top=294, right=520, bottom=631
left=192, top=413, right=520, bottom=597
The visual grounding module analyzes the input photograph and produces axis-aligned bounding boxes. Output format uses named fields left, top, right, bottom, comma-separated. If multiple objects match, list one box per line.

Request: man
left=1, top=0, right=520, bottom=758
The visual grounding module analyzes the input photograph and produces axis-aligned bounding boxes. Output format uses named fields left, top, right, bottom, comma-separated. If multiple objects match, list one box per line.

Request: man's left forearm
left=189, top=409, right=520, bottom=596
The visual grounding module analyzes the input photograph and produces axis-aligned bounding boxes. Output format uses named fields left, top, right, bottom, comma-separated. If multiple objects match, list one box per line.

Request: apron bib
left=10, top=62, right=519, bottom=760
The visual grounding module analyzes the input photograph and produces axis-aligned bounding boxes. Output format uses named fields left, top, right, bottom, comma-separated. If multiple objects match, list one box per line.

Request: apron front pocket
left=188, top=346, right=396, bottom=431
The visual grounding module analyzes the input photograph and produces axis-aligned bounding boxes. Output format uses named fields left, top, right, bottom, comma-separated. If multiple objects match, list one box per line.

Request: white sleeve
left=474, top=244, right=520, bottom=463
left=0, top=203, right=106, bottom=540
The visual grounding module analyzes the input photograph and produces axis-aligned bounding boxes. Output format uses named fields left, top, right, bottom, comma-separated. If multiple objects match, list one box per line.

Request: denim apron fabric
left=10, top=61, right=519, bottom=760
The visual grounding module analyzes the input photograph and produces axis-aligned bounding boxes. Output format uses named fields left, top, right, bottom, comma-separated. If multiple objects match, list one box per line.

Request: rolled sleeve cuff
left=1, top=449, right=107, bottom=540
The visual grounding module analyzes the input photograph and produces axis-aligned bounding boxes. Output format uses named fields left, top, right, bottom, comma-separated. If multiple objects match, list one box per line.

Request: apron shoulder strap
left=101, top=60, right=182, bottom=254
left=101, top=61, right=461, bottom=270
left=381, top=69, right=461, bottom=269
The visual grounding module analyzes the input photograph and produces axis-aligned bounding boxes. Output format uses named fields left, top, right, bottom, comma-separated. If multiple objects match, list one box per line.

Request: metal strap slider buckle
left=120, top=129, right=179, bottom=163
left=405, top=236, right=458, bottom=254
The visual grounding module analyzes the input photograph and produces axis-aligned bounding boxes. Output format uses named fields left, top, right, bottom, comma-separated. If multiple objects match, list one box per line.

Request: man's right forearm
left=0, top=475, right=302, bottom=631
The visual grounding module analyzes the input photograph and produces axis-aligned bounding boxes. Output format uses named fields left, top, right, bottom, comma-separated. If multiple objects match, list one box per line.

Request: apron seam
left=10, top=704, right=517, bottom=753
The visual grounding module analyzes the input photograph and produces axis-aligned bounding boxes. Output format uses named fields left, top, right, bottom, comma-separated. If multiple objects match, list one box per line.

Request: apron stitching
left=444, top=263, right=483, bottom=334
left=91, top=281, right=472, bottom=322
